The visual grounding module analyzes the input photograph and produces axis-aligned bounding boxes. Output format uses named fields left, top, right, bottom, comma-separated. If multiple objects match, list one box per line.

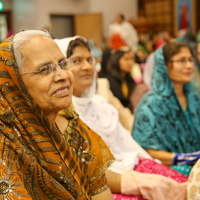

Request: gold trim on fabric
left=3, top=85, right=18, bottom=95
left=0, top=45, right=10, bottom=52
left=0, top=56, right=13, bottom=66
left=8, top=94, right=23, bottom=104
left=12, top=102, right=29, bottom=110
left=23, top=118, right=44, bottom=126
left=0, top=159, right=29, bottom=198
left=15, top=109, right=33, bottom=116
left=89, top=156, right=115, bottom=184
left=0, top=70, right=11, bottom=78
left=91, top=183, right=109, bottom=196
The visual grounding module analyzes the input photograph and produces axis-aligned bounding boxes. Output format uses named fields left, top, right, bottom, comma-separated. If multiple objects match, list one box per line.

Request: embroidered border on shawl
left=91, top=183, right=109, bottom=196
left=89, top=156, right=115, bottom=184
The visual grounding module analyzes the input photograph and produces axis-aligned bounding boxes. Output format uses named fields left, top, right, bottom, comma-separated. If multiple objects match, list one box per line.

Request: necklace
left=55, top=122, right=63, bottom=135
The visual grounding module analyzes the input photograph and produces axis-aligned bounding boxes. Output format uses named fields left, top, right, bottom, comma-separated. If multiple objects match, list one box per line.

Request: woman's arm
left=147, top=149, right=175, bottom=166
left=91, top=188, right=113, bottom=200
left=105, top=170, right=121, bottom=193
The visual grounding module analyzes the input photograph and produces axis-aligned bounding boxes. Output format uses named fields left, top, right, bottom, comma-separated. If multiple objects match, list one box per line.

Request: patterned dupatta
left=132, top=46, right=200, bottom=153
left=0, top=35, right=114, bottom=199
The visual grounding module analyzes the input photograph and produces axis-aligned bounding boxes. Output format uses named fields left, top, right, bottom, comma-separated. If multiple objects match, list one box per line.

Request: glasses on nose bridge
left=170, top=58, right=195, bottom=65
left=71, top=56, right=96, bottom=67
left=21, top=59, right=73, bottom=78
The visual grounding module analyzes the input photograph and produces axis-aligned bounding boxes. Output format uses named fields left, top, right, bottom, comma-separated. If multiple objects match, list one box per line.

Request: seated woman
left=0, top=30, right=115, bottom=199
left=96, top=77, right=134, bottom=133
left=132, top=41, right=200, bottom=176
left=56, top=36, right=188, bottom=200
left=105, top=47, right=136, bottom=110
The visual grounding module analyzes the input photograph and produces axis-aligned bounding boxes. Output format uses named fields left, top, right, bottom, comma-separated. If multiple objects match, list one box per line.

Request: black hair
left=107, top=48, right=132, bottom=82
left=118, top=13, right=125, bottom=21
left=163, top=41, right=193, bottom=65
left=98, top=47, right=112, bottom=78
left=67, top=37, right=91, bottom=58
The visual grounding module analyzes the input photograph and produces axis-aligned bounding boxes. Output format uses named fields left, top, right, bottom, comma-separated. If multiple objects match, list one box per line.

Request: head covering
left=54, top=35, right=85, bottom=56
left=0, top=32, right=114, bottom=199
left=56, top=36, right=151, bottom=174
left=132, top=45, right=200, bottom=153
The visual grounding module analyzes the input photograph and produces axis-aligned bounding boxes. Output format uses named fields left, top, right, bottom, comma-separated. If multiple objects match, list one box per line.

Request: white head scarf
left=55, top=36, right=151, bottom=174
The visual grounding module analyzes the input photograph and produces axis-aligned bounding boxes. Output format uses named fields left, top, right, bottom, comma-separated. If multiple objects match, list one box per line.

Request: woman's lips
left=184, top=72, right=192, bottom=76
left=80, top=74, right=92, bottom=78
left=53, top=86, right=70, bottom=96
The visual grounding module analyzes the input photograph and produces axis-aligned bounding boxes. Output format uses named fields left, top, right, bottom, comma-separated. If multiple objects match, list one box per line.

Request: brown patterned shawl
left=0, top=34, right=114, bottom=200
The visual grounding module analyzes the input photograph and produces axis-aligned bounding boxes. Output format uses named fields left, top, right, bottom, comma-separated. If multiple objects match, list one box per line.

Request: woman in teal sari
left=132, top=41, right=200, bottom=176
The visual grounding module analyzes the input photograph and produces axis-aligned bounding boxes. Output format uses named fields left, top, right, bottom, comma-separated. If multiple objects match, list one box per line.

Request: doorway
left=51, top=15, right=74, bottom=39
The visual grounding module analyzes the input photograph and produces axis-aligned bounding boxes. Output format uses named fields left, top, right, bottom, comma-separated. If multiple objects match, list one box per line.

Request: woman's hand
left=147, top=149, right=175, bottom=166
left=173, top=150, right=200, bottom=165
left=122, top=170, right=187, bottom=200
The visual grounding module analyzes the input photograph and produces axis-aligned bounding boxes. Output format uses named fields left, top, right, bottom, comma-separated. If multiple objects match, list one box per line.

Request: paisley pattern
left=0, top=34, right=114, bottom=199
left=132, top=46, right=200, bottom=153
left=0, top=159, right=29, bottom=200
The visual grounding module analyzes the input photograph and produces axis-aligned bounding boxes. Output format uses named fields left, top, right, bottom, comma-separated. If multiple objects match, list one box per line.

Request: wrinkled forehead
left=20, top=36, right=54, bottom=54
left=20, top=37, right=65, bottom=70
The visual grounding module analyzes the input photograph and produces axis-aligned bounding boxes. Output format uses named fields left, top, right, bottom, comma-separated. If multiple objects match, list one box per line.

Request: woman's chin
left=53, top=99, right=72, bottom=113
left=60, top=99, right=72, bottom=110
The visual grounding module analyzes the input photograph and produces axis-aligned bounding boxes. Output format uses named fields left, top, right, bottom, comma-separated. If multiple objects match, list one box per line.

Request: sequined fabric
left=0, top=34, right=114, bottom=199
left=187, top=159, right=200, bottom=199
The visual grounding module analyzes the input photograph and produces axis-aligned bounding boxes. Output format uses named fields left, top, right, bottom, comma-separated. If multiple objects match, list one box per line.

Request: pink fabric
left=112, top=158, right=188, bottom=200
left=131, top=83, right=149, bottom=113
left=134, top=158, right=188, bottom=183
left=140, top=63, right=146, bottom=71
left=133, top=76, right=143, bottom=84
left=112, top=194, right=144, bottom=200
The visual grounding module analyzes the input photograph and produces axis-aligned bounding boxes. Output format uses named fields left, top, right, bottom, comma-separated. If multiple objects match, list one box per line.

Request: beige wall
left=1, top=0, right=12, bottom=9
left=89, top=0, right=138, bottom=37
left=4, top=0, right=138, bottom=38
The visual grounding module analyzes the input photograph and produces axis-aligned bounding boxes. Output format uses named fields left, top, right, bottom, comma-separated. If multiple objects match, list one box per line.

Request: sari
left=132, top=45, right=200, bottom=175
left=187, top=159, right=200, bottom=199
left=0, top=34, right=114, bottom=199
left=56, top=36, right=188, bottom=200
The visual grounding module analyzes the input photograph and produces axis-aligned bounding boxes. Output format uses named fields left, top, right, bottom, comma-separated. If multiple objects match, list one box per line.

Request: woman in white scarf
left=55, top=36, right=188, bottom=200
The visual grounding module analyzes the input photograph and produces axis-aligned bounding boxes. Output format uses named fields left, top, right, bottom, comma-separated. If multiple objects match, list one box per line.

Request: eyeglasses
left=21, top=59, right=73, bottom=78
left=70, top=56, right=96, bottom=67
left=170, top=58, right=195, bottom=65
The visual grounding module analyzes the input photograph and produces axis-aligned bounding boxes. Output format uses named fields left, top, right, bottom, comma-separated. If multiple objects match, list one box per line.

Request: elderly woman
left=56, top=36, right=188, bottom=200
left=132, top=41, right=200, bottom=176
left=0, top=30, right=115, bottom=200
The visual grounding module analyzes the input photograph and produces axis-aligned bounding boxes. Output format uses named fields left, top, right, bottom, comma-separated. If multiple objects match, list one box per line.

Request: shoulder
left=72, top=117, right=114, bottom=164
left=135, top=90, right=157, bottom=111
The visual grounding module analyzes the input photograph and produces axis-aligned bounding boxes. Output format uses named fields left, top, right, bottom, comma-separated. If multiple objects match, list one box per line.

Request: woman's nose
left=186, top=60, right=194, bottom=69
left=53, top=66, right=69, bottom=81
left=82, top=59, right=93, bottom=69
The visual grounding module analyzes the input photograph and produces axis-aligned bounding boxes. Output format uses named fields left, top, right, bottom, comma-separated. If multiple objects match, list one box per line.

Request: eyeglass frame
left=21, top=58, right=73, bottom=76
left=170, top=57, right=195, bottom=65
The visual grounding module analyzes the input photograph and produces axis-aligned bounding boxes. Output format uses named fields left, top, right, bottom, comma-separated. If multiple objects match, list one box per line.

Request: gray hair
left=13, top=30, right=52, bottom=73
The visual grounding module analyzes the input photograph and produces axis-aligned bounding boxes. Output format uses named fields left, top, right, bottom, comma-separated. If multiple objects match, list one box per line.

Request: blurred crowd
left=1, top=12, right=200, bottom=200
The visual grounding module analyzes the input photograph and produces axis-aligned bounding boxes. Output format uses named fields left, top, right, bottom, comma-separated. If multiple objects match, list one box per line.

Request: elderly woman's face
left=21, top=36, right=74, bottom=116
